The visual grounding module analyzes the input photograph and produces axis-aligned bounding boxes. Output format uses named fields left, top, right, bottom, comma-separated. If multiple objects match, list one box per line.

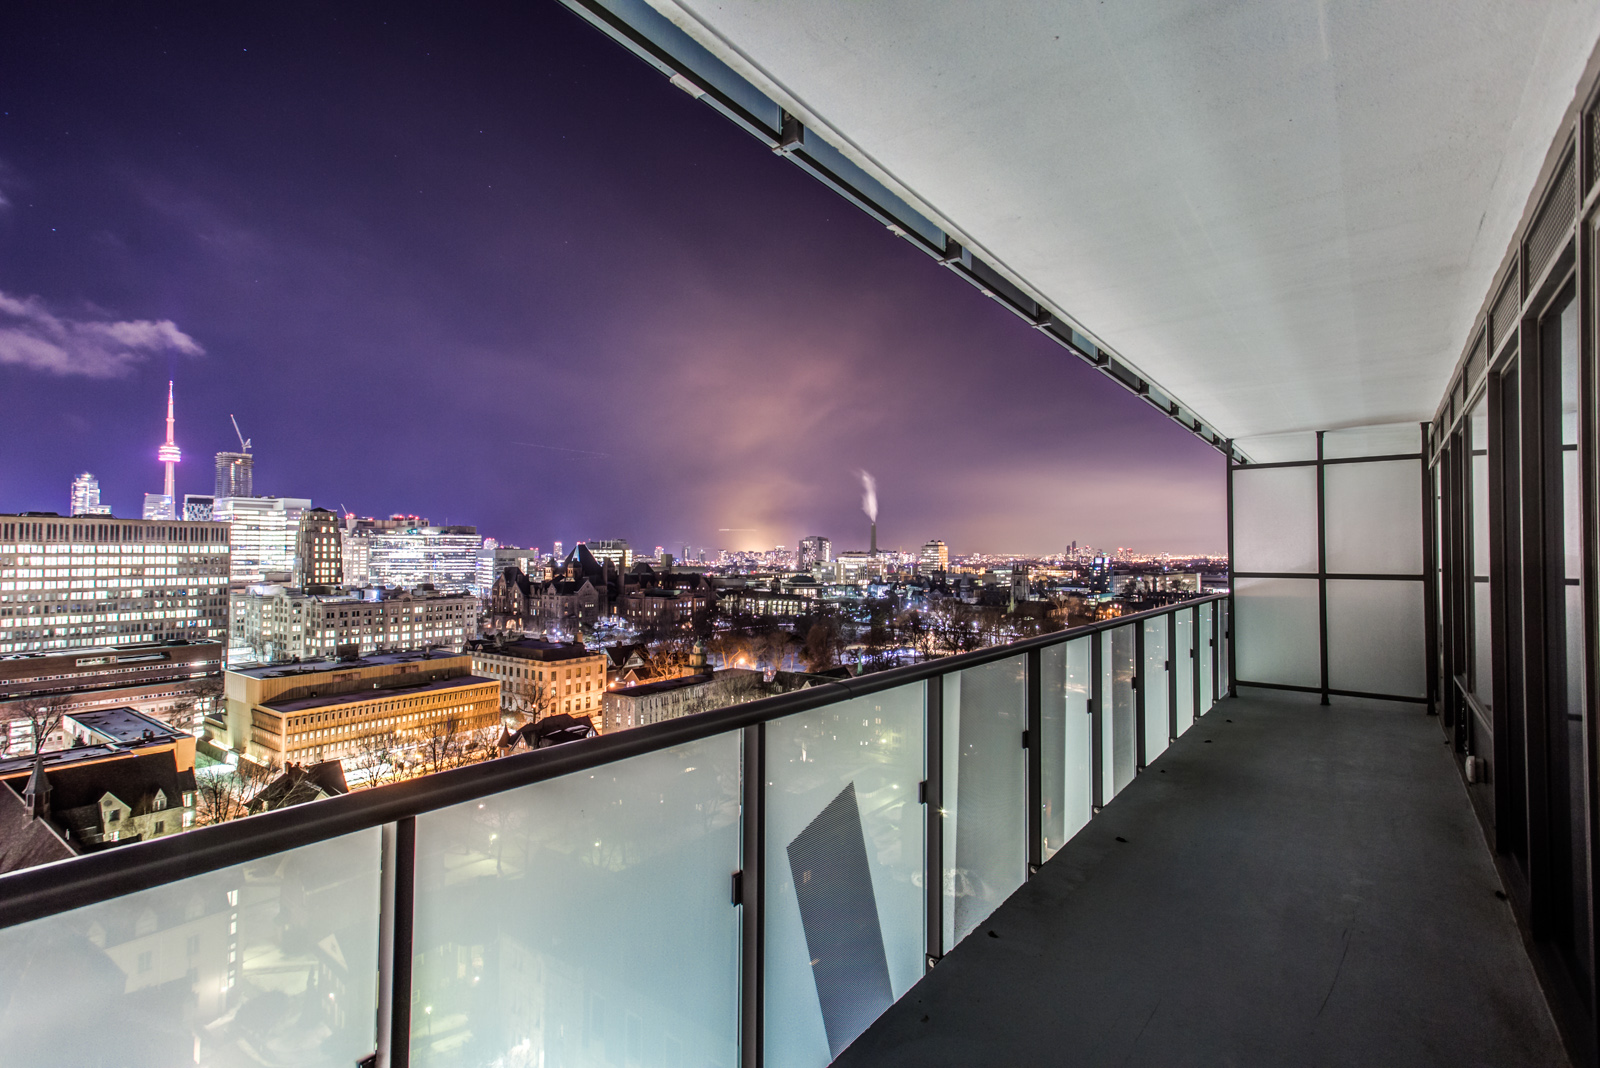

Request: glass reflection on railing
left=410, top=738, right=742, bottom=1068
left=764, top=686, right=925, bottom=1068
left=941, top=657, right=1027, bottom=949
left=0, top=830, right=381, bottom=1067
left=1040, top=637, right=1092, bottom=861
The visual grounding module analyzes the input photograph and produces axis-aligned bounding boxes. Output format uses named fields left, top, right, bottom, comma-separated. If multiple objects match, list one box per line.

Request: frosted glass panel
left=1234, top=430, right=1317, bottom=462
left=1233, top=465, right=1319, bottom=573
left=1041, top=638, right=1092, bottom=861
left=1324, top=461, right=1424, bottom=575
left=1143, top=616, right=1170, bottom=763
left=765, top=686, right=924, bottom=1067
left=1100, top=626, right=1137, bottom=803
left=942, top=658, right=1026, bottom=950
left=1235, top=577, right=1321, bottom=688
left=1174, top=608, right=1196, bottom=734
left=1219, top=600, right=1231, bottom=695
left=411, top=737, right=741, bottom=1068
left=1322, top=422, right=1423, bottom=459
left=0, top=830, right=381, bottom=1067
left=1470, top=396, right=1492, bottom=706
left=1200, top=603, right=1215, bottom=713
left=1326, top=580, right=1426, bottom=698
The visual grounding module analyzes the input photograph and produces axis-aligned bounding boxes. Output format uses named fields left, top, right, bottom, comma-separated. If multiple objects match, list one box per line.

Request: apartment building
left=465, top=637, right=607, bottom=722
left=234, top=584, right=478, bottom=663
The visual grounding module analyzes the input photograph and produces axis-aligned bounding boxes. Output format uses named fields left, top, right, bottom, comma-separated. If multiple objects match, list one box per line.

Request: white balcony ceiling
left=648, top=0, right=1600, bottom=448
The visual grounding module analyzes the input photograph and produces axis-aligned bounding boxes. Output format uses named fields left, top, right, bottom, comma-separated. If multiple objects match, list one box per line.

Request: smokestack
left=871, top=520, right=877, bottom=555
left=859, top=470, right=878, bottom=554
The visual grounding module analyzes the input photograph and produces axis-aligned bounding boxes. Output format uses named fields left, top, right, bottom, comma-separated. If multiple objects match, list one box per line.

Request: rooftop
left=261, top=673, right=496, bottom=714
left=466, top=638, right=600, bottom=662
left=67, top=708, right=186, bottom=745
left=231, top=649, right=466, bottom=680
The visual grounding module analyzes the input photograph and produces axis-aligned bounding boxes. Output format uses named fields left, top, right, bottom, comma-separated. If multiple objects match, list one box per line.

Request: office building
left=797, top=535, right=832, bottom=569
left=295, top=507, right=342, bottom=588
left=182, top=494, right=215, bottom=521
left=366, top=526, right=482, bottom=593
left=233, top=584, right=477, bottom=663
left=211, top=496, right=310, bottom=587
left=465, top=637, right=608, bottom=721
left=919, top=539, right=949, bottom=573
left=141, top=494, right=174, bottom=521
left=69, top=474, right=111, bottom=517
left=0, top=639, right=224, bottom=751
left=214, top=451, right=253, bottom=498
left=0, top=513, right=230, bottom=655
left=215, top=651, right=499, bottom=766
left=587, top=539, right=632, bottom=570
left=340, top=515, right=432, bottom=588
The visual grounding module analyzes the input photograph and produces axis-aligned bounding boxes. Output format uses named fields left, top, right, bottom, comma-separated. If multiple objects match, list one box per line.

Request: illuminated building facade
left=797, top=535, right=832, bottom=569
left=212, top=497, right=311, bottom=587
left=0, top=513, right=230, bottom=654
left=920, top=539, right=949, bottom=573
left=234, top=584, right=478, bottom=663
left=366, top=526, right=482, bottom=592
left=70, top=473, right=111, bottom=517
left=466, top=637, right=607, bottom=721
left=295, top=507, right=343, bottom=588
left=182, top=494, right=215, bottom=521
left=217, top=651, right=499, bottom=765
left=586, top=539, right=633, bottom=570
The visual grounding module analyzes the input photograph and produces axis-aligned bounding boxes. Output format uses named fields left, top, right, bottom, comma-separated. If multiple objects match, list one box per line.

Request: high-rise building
left=340, top=515, right=431, bottom=587
left=798, top=535, right=833, bottom=569
left=69, top=474, right=111, bottom=517
left=367, top=526, right=483, bottom=592
left=141, top=494, right=175, bottom=521
left=553, top=540, right=564, bottom=561
left=295, top=507, right=343, bottom=588
left=0, top=512, right=230, bottom=653
left=182, top=494, right=215, bottom=521
left=213, top=452, right=253, bottom=497
left=920, top=539, right=949, bottom=573
left=587, top=539, right=632, bottom=570
left=212, top=497, right=311, bottom=587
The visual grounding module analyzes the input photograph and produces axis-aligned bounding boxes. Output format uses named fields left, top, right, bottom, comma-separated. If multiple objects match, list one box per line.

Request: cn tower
left=157, top=380, right=181, bottom=499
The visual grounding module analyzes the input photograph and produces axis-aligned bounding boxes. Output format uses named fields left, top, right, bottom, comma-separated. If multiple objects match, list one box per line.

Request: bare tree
left=2, top=692, right=72, bottom=756
left=350, top=729, right=406, bottom=788
left=153, top=676, right=224, bottom=736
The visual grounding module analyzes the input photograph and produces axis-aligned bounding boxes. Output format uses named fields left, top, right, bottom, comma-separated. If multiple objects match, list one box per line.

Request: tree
left=350, top=729, right=406, bottom=788
left=154, top=676, right=224, bottom=736
left=2, top=692, right=71, bottom=756
left=194, top=756, right=278, bottom=826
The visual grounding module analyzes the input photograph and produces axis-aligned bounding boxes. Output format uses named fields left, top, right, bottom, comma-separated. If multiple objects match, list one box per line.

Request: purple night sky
left=0, top=3, right=1224, bottom=557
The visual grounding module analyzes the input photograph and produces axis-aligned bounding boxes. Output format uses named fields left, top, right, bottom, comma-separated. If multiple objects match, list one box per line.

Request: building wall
left=213, top=497, right=309, bottom=587
left=235, top=587, right=477, bottom=662
left=367, top=527, right=482, bottom=592
left=296, top=509, right=343, bottom=587
left=468, top=645, right=607, bottom=721
left=0, top=515, right=231, bottom=654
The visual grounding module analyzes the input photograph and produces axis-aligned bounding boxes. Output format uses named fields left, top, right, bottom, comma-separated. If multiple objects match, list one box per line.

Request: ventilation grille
left=1489, top=267, right=1520, bottom=354
left=1590, top=111, right=1599, bottom=191
left=1526, top=151, right=1576, bottom=287
left=1466, top=327, right=1487, bottom=389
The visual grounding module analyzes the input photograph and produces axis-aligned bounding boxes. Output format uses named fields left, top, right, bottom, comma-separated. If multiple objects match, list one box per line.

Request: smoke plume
left=859, top=470, right=877, bottom=522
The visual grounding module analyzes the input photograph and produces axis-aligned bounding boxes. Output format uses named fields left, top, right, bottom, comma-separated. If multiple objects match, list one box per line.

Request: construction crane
left=230, top=414, right=252, bottom=453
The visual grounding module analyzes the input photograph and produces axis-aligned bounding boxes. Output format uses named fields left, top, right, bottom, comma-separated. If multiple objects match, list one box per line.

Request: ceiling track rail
left=557, top=0, right=1245, bottom=463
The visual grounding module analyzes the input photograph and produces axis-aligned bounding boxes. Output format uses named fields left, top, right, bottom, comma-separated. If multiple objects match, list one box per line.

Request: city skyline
left=0, top=4, right=1225, bottom=556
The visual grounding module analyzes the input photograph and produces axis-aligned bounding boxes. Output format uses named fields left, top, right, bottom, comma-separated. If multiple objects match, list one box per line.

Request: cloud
left=0, top=290, right=203, bottom=377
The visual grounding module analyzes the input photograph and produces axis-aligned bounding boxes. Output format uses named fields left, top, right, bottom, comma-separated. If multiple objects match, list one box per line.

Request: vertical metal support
left=1317, top=430, right=1331, bottom=705
left=1193, top=605, right=1203, bottom=719
left=1522, top=312, right=1556, bottom=935
left=741, top=724, right=765, bottom=1068
left=1577, top=189, right=1600, bottom=1031
left=1422, top=422, right=1440, bottom=715
left=1225, top=441, right=1238, bottom=698
left=1133, top=621, right=1146, bottom=769
left=376, top=823, right=399, bottom=1068
left=387, top=817, right=416, bottom=1068
left=1027, top=648, right=1043, bottom=876
left=1091, top=631, right=1104, bottom=810
left=1168, top=610, right=1179, bottom=742
left=924, top=675, right=944, bottom=970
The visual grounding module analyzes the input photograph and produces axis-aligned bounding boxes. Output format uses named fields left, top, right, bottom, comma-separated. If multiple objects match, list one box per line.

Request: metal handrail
left=0, top=593, right=1225, bottom=930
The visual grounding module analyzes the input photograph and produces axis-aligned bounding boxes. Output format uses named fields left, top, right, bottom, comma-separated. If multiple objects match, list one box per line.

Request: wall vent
left=1525, top=149, right=1576, bottom=289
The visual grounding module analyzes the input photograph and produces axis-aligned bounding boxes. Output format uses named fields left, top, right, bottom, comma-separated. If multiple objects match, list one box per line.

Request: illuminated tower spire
left=157, top=380, right=181, bottom=500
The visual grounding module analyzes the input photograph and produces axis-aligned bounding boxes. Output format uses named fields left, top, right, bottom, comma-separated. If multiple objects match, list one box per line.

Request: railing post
left=924, top=675, right=944, bottom=970
left=1026, top=648, right=1042, bottom=877
left=1168, top=610, right=1179, bottom=742
left=1091, top=631, right=1104, bottom=810
left=1134, top=621, right=1146, bottom=769
left=380, top=817, right=415, bottom=1068
left=741, top=723, right=765, bottom=1068
left=1193, top=606, right=1203, bottom=718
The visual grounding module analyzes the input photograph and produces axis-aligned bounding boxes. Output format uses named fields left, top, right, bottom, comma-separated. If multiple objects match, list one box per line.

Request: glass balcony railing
left=0, top=594, right=1228, bottom=1068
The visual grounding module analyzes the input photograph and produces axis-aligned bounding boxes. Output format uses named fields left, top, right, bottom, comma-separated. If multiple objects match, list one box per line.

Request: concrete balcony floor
left=836, top=691, right=1567, bottom=1067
